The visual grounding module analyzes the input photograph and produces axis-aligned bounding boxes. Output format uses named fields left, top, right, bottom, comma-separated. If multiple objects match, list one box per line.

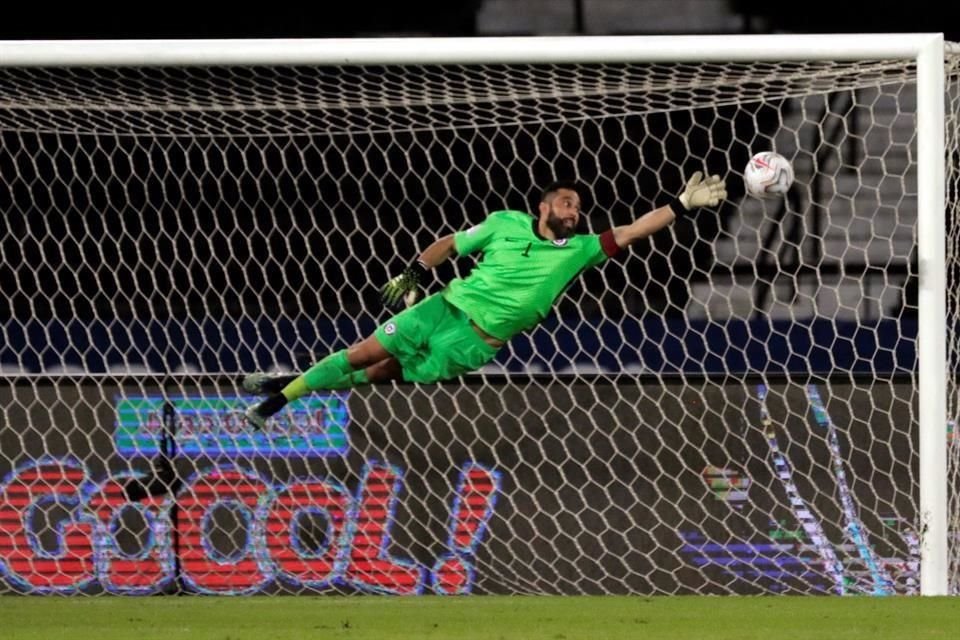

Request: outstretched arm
left=611, top=205, right=678, bottom=248
left=612, top=172, right=727, bottom=249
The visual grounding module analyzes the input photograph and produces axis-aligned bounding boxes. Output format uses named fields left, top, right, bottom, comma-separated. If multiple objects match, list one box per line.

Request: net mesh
left=945, top=49, right=960, bottom=596
left=0, top=50, right=958, bottom=595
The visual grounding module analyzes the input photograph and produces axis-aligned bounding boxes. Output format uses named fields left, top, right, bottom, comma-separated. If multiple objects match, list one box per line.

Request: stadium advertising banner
left=0, top=379, right=924, bottom=595
left=114, top=394, right=350, bottom=457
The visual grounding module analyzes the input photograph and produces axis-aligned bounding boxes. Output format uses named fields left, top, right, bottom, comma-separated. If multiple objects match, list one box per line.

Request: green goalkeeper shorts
left=374, top=293, right=500, bottom=383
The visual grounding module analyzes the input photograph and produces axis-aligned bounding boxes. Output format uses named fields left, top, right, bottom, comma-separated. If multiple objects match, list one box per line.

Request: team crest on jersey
left=384, top=322, right=397, bottom=335
left=552, top=238, right=568, bottom=247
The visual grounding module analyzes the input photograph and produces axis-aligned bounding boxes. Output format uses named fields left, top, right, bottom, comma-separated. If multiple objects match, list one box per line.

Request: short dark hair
left=540, top=180, right=583, bottom=203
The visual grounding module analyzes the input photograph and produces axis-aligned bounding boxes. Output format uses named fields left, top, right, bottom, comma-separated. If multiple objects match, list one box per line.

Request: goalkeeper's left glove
left=674, top=171, right=727, bottom=214
left=381, top=261, right=428, bottom=309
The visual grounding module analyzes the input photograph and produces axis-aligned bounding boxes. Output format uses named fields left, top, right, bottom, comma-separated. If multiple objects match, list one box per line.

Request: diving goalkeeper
left=243, top=173, right=726, bottom=429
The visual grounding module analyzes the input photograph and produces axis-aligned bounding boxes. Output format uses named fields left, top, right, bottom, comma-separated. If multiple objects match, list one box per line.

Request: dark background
left=0, top=2, right=956, bottom=41
left=0, top=0, right=950, bottom=377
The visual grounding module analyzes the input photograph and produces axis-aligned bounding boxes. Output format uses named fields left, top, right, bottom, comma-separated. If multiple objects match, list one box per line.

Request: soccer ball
left=744, top=151, right=794, bottom=198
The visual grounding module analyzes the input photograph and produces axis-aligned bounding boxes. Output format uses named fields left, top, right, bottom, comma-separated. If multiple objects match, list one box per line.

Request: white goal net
left=0, top=37, right=958, bottom=596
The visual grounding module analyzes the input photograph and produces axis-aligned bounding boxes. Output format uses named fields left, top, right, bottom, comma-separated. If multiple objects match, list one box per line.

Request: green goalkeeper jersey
left=443, top=210, right=611, bottom=341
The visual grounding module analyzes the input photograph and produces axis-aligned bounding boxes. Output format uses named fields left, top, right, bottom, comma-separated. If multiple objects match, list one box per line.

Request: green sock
left=282, top=350, right=368, bottom=400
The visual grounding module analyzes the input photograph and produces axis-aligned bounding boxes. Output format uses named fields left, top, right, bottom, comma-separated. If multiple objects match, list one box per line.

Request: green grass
left=1, top=595, right=958, bottom=640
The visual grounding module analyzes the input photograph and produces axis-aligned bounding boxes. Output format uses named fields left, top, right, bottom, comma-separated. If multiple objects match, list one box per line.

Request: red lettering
left=177, top=468, right=270, bottom=594
left=0, top=461, right=498, bottom=595
left=431, top=465, right=500, bottom=595
left=266, top=481, right=350, bottom=587
left=0, top=462, right=95, bottom=591
left=87, top=477, right=174, bottom=593
left=344, top=464, right=424, bottom=594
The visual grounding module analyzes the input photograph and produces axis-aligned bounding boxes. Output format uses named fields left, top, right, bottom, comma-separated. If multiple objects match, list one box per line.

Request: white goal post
left=0, top=34, right=957, bottom=596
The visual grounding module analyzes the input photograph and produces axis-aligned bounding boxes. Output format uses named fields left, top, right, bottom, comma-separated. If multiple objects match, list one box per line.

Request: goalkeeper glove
left=674, top=171, right=727, bottom=214
left=381, top=261, right=428, bottom=309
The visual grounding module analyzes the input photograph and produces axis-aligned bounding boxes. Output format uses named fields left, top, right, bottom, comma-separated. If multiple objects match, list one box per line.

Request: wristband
left=408, top=260, right=429, bottom=282
left=670, top=196, right=692, bottom=216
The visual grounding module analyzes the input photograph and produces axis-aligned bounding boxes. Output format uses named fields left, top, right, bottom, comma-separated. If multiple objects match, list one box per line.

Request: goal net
left=0, top=36, right=958, bottom=596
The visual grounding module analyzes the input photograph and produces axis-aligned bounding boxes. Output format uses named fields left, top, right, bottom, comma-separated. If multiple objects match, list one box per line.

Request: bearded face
left=545, top=205, right=578, bottom=239
left=541, top=188, right=581, bottom=239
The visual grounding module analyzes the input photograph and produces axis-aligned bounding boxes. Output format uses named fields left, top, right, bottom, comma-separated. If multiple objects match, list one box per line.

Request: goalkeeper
left=243, top=173, right=726, bottom=429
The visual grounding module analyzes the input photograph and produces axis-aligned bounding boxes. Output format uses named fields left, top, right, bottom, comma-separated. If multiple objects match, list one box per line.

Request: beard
left=545, top=210, right=577, bottom=239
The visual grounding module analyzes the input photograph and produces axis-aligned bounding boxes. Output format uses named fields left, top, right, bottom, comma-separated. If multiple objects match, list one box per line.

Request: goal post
left=915, top=34, right=948, bottom=597
left=0, top=34, right=957, bottom=596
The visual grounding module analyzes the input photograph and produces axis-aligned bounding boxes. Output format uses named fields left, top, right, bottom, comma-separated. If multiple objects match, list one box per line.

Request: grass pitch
left=1, top=595, right=957, bottom=639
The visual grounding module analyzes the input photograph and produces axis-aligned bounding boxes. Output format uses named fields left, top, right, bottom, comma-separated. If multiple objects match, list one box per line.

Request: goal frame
left=0, top=32, right=950, bottom=595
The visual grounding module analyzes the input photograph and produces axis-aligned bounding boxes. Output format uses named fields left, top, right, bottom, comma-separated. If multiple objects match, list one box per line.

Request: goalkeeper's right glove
left=381, top=261, right=428, bottom=309
left=674, top=171, right=727, bottom=214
